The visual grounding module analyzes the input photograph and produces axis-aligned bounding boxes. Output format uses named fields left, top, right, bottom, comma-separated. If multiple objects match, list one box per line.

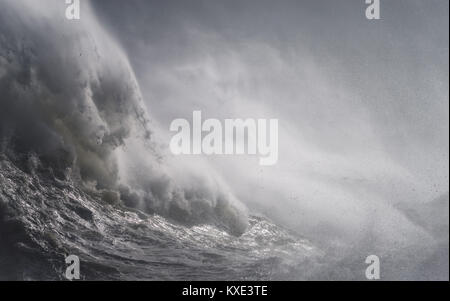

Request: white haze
left=92, top=0, right=449, bottom=278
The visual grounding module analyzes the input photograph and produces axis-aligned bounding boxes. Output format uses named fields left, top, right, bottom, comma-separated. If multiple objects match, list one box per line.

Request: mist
left=92, top=0, right=449, bottom=279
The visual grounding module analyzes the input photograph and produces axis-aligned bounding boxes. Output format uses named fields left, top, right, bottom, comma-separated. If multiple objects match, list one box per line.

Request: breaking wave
left=0, top=0, right=248, bottom=237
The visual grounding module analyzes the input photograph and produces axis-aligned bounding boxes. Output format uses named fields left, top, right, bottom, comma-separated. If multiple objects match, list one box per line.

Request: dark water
left=1, top=156, right=448, bottom=281
left=0, top=157, right=320, bottom=280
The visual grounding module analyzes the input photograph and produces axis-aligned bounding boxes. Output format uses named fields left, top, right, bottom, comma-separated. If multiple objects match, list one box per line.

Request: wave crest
left=0, top=0, right=248, bottom=235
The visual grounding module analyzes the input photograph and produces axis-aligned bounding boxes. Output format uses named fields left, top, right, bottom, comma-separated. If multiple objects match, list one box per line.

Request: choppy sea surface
left=0, top=157, right=322, bottom=280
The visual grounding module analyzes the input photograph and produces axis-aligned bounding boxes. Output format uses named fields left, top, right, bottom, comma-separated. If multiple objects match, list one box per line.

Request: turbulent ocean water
left=0, top=156, right=320, bottom=280
left=2, top=152, right=448, bottom=280
left=0, top=0, right=448, bottom=280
